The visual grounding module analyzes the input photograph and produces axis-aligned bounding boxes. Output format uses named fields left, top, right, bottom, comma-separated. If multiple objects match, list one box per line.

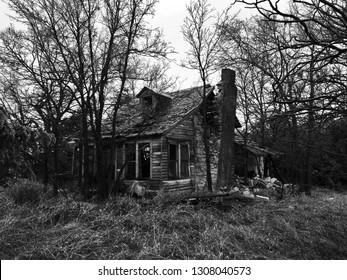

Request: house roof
left=103, top=85, right=217, bottom=138
left=136, top=86, right=173, bottom=100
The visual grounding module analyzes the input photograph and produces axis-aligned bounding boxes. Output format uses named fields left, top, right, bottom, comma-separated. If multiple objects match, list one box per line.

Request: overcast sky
left=0, top=0, right=253, bottom=89
left=151, top=0, right=246, bottom=89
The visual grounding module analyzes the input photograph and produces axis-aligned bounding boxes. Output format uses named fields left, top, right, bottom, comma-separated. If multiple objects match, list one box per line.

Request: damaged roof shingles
left=103, top=86, right=212, bottom=139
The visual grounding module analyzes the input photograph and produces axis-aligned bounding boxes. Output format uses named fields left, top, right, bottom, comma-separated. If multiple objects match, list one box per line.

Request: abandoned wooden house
left=101, top=85, right=230, bottom=193
left=66, top=84, right=280, bottom=193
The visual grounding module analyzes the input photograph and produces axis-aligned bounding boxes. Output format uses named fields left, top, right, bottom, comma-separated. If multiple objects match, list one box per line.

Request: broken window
left=169, top=144, right=178, bottom=179
left=122, top=142, right=152, bottom=180
left=138, top=143, right=151, bottom=179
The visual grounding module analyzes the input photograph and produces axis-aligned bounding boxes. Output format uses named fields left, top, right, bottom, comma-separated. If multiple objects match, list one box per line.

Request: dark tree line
left=219, top=0, right=347, bottom=189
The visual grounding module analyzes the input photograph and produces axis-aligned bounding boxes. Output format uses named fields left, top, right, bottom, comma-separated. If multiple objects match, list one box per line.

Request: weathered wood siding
left=166, top=117, right=195, bottom=140
left=162, top=179, right=193, bottom=193
left=110, top=112, right=220, bottom=193
left=152, top=137, right=164, bottom=180
left=165, top=117, right=195, bottom=191
left=160, top=137, right=168, bottom=180
left=161, top=114, right=220, bottom=192
left=123, top=179, right=162, bottom=191
left=123, top=179, right=193, bottom=193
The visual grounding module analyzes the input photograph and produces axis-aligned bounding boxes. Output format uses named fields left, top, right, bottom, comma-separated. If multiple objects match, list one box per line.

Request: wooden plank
left=162, top=179, right=192, bottom=185
left=162, top=179, right=193, bottom=193
left=151, top=138, right=162, bottom=180
left=165, top=187, right=193, bottom=193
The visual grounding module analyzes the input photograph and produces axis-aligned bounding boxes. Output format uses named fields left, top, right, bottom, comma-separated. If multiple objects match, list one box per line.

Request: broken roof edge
left=162, top=85, right=215, bottom=135
left=101, top=131, right=163, bottom=141
left=234, top=139, right=283, bottom=158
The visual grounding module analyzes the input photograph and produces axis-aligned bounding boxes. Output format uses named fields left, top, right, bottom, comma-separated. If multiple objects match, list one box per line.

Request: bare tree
left=0, top=26, right=75, bottom=195
left=181, top=0, right=230, bottom=192
left=219, top=11, right=347, bottom=189
left=106, top=0, right=171, bottom=197
left=5, top=0, right=170, bottom=199
left=235, top=0, right=347, bottom=70
left=127, top=59, right=179, bottom=95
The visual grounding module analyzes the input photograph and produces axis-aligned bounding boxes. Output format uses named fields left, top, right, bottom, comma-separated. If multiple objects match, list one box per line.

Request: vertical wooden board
left=151, top=138, right=163, bottom=180
left=166, top=117, right=195, bottom=140
left=160, top=137, right=169, bottom=180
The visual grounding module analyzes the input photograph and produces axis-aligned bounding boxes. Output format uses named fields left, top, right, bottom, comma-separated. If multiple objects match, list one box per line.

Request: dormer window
left=136, top=87, right=172, bottom=115
left=143, top=96, right=153, bottom=110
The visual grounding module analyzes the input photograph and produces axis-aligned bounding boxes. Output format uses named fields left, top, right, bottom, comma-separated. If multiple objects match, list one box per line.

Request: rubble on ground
left=220, top=176, right=296, bottom=202
left=166, top=176, right=299, bottom=207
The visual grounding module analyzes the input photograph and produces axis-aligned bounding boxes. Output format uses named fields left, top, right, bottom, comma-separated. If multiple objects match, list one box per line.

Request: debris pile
left=172, top=177, right=298, bottom=207
left=221, top=176, right=294, bottom=202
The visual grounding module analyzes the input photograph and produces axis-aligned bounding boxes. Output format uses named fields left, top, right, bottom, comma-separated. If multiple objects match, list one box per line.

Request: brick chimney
left=216, top=68, right=237, bottom=191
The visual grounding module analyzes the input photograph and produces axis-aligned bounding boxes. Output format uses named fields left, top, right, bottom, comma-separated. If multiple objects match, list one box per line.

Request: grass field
left=1, top=180, right=346, bottom=259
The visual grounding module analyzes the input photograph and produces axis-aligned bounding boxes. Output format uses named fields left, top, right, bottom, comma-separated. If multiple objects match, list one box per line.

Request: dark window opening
left=143, top=96, right=153, bottom=109
left=125, top=143, right=136, bottom=179
left=169, top=144, right=178, bottom=179
left=180, top=144, right=189, bottom=178
left=139, top=143, right=151, bottom=179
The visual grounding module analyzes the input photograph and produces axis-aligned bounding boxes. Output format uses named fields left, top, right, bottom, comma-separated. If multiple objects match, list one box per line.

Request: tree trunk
left=202, top=127, right=213, bottom=191
left=78, top=137, right=83, bottom=191
left=217, top=69, right=237, bottom=191
left=43, top=122, right=50, bottom=189
left=43, top=143, right=49, bottom=187
left=81, top=113, right=90, bottom=200
left=201, top=82, right=213, bottom=192
left=95, top=135, right=107, bottom=200
left=52, top=124, right=60, bottom=196
left=53, top=140, right=59, bottom=196
left=305, top=52, right=315, bottom=196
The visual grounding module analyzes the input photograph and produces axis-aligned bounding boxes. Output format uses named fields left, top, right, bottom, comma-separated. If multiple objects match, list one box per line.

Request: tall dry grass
left=0, top=180, right=346, bottom=259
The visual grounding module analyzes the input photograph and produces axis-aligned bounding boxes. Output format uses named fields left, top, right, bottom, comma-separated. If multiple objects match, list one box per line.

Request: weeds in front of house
left=6, top=179, right=45, bottom=205
left=0, top=179, right=346, bottom=259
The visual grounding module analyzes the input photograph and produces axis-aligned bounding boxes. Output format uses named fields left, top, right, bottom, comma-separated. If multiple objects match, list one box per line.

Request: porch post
left=135, top=142, right=139, bottom=178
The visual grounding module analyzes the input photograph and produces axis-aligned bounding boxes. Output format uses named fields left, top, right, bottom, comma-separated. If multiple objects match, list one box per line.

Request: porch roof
left=235, top=136, right=282, bottom=158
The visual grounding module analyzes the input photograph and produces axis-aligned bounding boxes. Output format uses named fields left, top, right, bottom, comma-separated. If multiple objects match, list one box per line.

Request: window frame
left=167, top=140, right=190, bottom=179
left=180, top=143, right=190, bottom=178
left=138, top=142, right=151, bottom=179
left=117, top=140, right=153, bottom=180
left=168, top=143, right=178, bottom=179
left=124, top=143, right=136, bottom=179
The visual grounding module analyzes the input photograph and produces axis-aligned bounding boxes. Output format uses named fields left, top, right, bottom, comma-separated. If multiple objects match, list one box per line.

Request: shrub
left=7, top=179, right=44, bottom=205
